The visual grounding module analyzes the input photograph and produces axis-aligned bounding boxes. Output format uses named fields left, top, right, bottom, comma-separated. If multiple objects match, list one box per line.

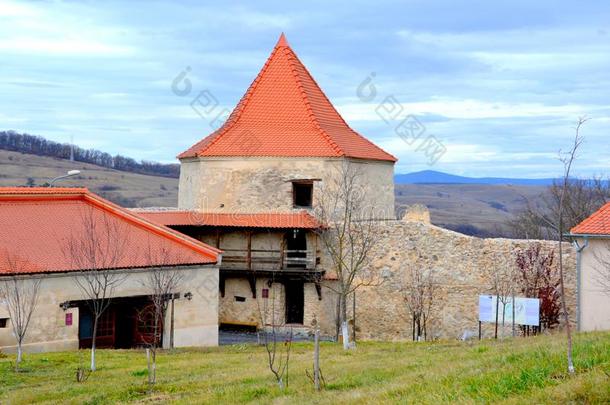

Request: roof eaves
left=82, top=192, right=222, bottom=259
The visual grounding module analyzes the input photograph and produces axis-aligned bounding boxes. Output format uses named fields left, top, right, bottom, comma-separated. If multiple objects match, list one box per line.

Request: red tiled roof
left=134, top=210, right=321, bottom=229
left=571, top=202, right=610, bottom=235
left=0, top=188, right=220, bottom=275
left=178, top=34, right=396, bottom=162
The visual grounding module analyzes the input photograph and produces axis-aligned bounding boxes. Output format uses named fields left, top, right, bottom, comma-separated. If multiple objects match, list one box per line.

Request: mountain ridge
left=395, top=170, right=557, bottom=186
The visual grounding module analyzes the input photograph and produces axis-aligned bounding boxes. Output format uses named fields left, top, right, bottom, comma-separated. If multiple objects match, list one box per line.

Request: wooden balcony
left=220, top=248, right=318, bottom=271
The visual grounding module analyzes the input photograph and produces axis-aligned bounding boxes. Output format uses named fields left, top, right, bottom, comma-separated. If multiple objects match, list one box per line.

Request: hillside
left=0, top=150, right=178, bottom=207
left=395, top=183, right=547, bottom=237
left=0, top=151, right=550, bottom=236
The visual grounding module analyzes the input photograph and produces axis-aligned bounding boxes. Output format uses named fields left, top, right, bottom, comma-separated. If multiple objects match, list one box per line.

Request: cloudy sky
left=1, top=0, right=609, bottom=177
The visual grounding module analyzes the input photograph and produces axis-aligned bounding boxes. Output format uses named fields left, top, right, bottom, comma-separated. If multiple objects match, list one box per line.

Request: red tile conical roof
left=178, top=34, right=396, bottom=162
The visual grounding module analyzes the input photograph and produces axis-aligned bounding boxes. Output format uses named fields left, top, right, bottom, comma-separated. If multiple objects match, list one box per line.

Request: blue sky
left=1, top=0, right=609, bottom=177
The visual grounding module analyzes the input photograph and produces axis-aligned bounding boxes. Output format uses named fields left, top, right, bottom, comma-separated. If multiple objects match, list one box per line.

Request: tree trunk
left=494, top=296, right=499, bottom=339
left=146, top=348, right=152, bottom=385
left=151, top=350, right=157, bottom=385
left=559, top=238, right=575, bottom=374
left=341, top=294, right=350, bottom=350
left=16, top=342, right=23, bottom=370
left=512, top=291, right=517, bottom=337
left=335, top=297, right=341, bottom=341
left=91, top=316, right=98, bottom=371
left=412, top=316, right=416, bottom=341
left=170, top=296, right=175, bottom=350
left=314, top=328, right=320, bottom=391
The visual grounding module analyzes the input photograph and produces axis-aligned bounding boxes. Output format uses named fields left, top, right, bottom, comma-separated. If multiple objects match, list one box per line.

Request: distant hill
left=0, top=130, right=179, bottom=178
left=0, top=148, right=550, bottom=238
left=395, top=170, right=557, bottom=186
left=394, top=183, right=548, bottom=238
left=0, top=149, right=178, bottom=207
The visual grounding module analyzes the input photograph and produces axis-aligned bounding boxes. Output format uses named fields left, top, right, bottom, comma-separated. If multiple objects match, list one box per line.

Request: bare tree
left=256, top=276, right=293, bottom=390
left=138, top=246, right=185, bottom=389
left=63, top=206, right=130, bottom=371
left=488, top=249, right=516, bottom=339
left=0, top=254, right=41, bottom=371
left=555, top=117, right=588, bottom=374
left=315, top=161, right=382, bottom=350
left=400, top=260, right=436, bottom=341
left=508, top=178, right=609, bottom=240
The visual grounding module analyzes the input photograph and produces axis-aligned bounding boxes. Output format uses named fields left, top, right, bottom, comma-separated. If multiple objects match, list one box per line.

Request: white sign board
left=479, top=295, right=540, bottom=326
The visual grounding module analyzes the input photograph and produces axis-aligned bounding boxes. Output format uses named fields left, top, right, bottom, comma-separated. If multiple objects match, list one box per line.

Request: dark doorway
left=285, top=281, right=304, bottom=324
left=77, top=296, right=161, bottom=349
left=285, top=229, right=307, bottom=268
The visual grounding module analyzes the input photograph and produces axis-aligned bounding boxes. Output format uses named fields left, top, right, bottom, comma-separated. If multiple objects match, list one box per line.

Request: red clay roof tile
left=571, top=202, right=610, bottom=235
left=134, top=210, right=321, bottom=229
left=178, top=34, right=396, bottom=162
left=0, top=188, right=220, bottom=275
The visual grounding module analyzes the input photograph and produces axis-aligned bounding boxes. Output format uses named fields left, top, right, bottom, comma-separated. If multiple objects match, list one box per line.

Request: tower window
left=293, top=182, right=313, bottom=207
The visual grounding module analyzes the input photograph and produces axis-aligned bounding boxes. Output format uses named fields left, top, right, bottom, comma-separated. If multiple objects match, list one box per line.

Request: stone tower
left=178, top=33, right=397, bottom=219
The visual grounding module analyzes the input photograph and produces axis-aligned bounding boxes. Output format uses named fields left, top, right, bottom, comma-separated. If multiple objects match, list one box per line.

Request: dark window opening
left=293, top=182, right=313, bottom=207
left=235, top=296, right=246, bottom=302
left=0, top=318, right=8, bottom=328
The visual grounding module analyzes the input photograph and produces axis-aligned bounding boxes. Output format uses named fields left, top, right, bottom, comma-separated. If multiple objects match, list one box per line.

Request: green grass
left=1, top=332, right=608, bottom=404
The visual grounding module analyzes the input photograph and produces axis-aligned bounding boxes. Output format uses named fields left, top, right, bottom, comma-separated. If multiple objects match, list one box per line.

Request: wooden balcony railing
left=221, top=248, right=318, bottom=271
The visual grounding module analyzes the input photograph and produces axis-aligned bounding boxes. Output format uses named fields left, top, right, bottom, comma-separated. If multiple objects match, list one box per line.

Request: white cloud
left=337, top=98, right=603, bottom=121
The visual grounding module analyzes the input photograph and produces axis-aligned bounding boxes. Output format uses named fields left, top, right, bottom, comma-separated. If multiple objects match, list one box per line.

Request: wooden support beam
left=314, top=279, right=322, bottom=300
left=279, top=235, right=285, bottom=270
left=219, top=275, right=226, bottom=298
left=248, top=275, right=257, bottom=298
left=246, top=231, right=252, bottom=271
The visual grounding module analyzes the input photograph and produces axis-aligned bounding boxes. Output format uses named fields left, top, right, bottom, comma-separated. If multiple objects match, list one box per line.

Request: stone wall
left=178, top=156, right=395, bottom=219
left=219, top=278, right=338, bottom=336
left=339, top=216, right=576, bottom=341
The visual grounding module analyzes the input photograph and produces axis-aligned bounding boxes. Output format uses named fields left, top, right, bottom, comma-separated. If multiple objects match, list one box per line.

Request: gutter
left=571, top=236, right=589, bottom=331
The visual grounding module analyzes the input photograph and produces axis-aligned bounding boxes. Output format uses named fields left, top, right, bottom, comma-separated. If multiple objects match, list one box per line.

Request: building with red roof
left=165, top=34, right=397, bottom=334
left=568, top=202, right=610, bottom=331
left=0, top=187, right=221, bottom=353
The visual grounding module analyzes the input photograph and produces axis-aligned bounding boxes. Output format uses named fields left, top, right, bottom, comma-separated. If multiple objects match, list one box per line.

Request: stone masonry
left=321, top=207, right=576, bottom=341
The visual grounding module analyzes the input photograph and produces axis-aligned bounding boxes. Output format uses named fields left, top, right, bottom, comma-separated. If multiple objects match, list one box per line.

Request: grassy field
left=1, top=332, right=608, bottom=404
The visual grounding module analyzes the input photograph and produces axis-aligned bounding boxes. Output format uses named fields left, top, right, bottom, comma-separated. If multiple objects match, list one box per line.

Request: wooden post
left=247, top=231, right=252, bottom=271
left=478, top=320, right=482, bottom=340
left=279, top=236, right=285, bottom=270
left=314, top=328, right=320, bottom=391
